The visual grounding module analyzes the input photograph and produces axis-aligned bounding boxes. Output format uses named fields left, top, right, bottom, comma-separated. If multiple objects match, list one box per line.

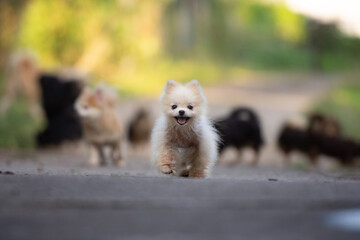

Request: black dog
left=127, top=109, right=153, bottom=146
left=277, top=124, right=314, bottom=162
left=214, top=107, right=264, bottom=165
left=307, top=131, right=360, bottom=166
left=36, top=74, right=84, bottom=147
left=278, top=123, right=360, bottom=166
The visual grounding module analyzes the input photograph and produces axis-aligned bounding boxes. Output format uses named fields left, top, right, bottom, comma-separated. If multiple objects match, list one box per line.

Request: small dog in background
left=307, top=131, right=360, bottom=166
left=75, top=83, right=125, bottom=167
left=278, top=114, right=360, bottom=166
left=277, top=123, right=311, bottom=162
left=37, top=73, right=84, bottom=147
left=127, top=108, right=153, bottom=146
left=214, top=107, right=264, bottom=165
left=151, top=80, right=219, bottom=178
left=0, top=51, right=41, bottom=118
left=277, top=113, right=342, bottom=162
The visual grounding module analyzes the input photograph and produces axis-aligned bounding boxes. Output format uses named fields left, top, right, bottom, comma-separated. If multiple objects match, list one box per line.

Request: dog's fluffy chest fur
left=166, top=124, right=200, bottom=148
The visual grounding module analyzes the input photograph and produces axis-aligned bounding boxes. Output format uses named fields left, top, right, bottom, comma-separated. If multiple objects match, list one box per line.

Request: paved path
left=1, top=74, right=360, bottom=239
left=1, top=174, right=360, bottom=240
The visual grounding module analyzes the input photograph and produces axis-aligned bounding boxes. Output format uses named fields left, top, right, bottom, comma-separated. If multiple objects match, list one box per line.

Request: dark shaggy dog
left=36, top=74, right=83, bottom=147
left=307, top=131, right=360, bottom=166
left=277, top=124, right=315, bottom=163
left=127, top=109, right=153, bottom=146
left=214, top=107, right=264, bottom=165
left=277, top=123, right=360, bottom=166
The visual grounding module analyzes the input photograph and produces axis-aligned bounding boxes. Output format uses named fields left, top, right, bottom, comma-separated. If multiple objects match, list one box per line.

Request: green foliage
left=163, top=0, right=309, bottom=70
left=0, top=100, right=42, bottom=149
left=0, top=74, right=42, bottom=149
left=312, top=77, right=360, bottom=140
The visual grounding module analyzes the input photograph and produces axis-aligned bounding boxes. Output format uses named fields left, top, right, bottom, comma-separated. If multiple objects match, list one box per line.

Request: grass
left=311, top=76, right=360, bottom=141
left=0, top=99, right=42, bottom=149
left=0, top=74, right=43, bottom=149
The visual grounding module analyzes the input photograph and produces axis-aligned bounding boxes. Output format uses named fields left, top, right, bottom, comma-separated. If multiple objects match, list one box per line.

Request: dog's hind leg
left=176, top=148, right=196, bottom=177
left=227, top=147, right=243, bottom=166
left=236, top=147, right=243, bottom=163
left=308, top=148, right=319, bottom=166
left=95, top=145, right=107, bottom=166
left=279, top=147, right=291, bottom=164
left=251, top=146, right=261, bottom=166
left=251, top=152, right=260, bottom=166
left=188, top=144, right=217, bottom=178
left=188, top=150, right=207, bottom=178
left=111, top=141, right=125, bottom=167
left=188, top=125, right=218, bottom=178
left=89, top=144, right=105, bottom=167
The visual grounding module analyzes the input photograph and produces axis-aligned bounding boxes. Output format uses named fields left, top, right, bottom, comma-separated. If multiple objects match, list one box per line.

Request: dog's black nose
left=179, top=110, right=185, bottom=116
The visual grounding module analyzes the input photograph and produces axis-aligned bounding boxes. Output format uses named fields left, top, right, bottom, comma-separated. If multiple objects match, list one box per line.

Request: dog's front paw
left=189, top=170, right=207, bottom=178
left=179, top=169, right=190, bottom=177
left=160, top=164, right=172, bottom=174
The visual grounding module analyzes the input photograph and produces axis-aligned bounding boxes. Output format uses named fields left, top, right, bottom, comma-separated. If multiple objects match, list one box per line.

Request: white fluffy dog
left=151, top=80, right=219, bottom=178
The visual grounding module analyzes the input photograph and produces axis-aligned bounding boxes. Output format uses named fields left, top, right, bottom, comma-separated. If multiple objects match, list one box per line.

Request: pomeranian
left=151, top=80, right=219, bottom=178
left=75, top=83, right=124, bottom=167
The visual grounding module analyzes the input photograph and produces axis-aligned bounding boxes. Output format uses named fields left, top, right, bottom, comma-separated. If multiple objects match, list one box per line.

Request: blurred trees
left=17, top=0, right=164, bottom=72
left=307, top=19, right=360, bottom=70
left=163, top=0, right=360, bottom=70
left=0, top=0, right=27, bottom=68
left=1, top=0, right=360, bottom=94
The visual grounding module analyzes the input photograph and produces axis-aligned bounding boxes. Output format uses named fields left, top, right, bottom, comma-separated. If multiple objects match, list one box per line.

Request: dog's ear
left=186, top=80, right=207, bottom=102
left=163, top=79, right=178, bottom=93
left=95, top=82, right=118, bottom=107
left=93, top=87, right=104, bottom=105
left=186, top=79, right=202, bottom=91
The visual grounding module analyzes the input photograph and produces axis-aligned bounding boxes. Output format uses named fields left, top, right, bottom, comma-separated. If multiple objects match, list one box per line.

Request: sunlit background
left=0, top=0, right=360, bottom=149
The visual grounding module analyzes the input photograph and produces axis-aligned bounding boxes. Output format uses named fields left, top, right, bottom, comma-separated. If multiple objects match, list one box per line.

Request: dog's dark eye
left=187, top=105, right=193, bottom=110
left=171, top=104, right=177, bottom=109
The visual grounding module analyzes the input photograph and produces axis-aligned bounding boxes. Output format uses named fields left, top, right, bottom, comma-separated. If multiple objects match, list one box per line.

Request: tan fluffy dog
left=0, top=51, right=41, bottom=118
left=75, top=84, right=125, bottom=167
left=151, top=80, right=219, bottom=178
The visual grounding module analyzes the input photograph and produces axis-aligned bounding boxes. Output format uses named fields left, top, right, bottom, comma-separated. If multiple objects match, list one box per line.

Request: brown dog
left=0, top=51, right=41, bottom=118
left=75, top=83, right=125, bottom=167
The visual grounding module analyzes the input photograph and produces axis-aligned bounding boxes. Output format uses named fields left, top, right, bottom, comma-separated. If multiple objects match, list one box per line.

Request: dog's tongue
left=178, top=117, right=187, bottom=125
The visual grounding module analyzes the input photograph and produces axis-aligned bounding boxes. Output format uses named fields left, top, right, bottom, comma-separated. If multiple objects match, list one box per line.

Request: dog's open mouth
left=175, top=117, right=190, bottom=125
